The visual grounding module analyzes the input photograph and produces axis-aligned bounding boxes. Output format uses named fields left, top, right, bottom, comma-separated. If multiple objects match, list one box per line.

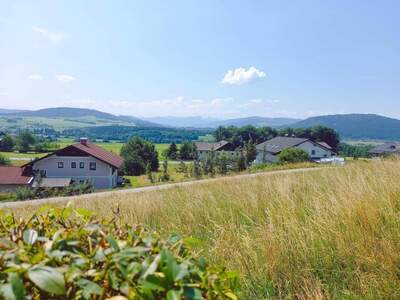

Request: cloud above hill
left=221, top=67, right=266, bottom=85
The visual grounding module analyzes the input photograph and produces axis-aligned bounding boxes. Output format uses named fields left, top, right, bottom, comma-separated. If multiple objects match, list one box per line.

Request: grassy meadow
left=10, top=159, right=400, bottom=299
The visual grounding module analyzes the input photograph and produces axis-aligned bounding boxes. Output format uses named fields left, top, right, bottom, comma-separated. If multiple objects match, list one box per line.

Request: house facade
left=24, top=138, right=124, bottom=189
left=194, top=140, right=240, bottom=160
left=255, top=136, right=335, bottom=164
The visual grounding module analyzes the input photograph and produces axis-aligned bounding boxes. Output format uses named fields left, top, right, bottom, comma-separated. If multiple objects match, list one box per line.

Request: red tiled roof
left=23, top=140, right=124, bottom=169
left=72, top=142, right=124, bottom=168
left=0, top=166, right=33, bottom=185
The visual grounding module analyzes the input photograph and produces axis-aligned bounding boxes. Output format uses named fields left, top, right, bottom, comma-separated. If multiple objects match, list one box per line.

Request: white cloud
left=55, top=74, right=76, bottom=82
left=32, top=26, right=65, bottom=44
left=28, top=74, right=43, bottom=80
left=249, top=98, right=263, bottom=103
left=221, top=66, right=266, bottom=85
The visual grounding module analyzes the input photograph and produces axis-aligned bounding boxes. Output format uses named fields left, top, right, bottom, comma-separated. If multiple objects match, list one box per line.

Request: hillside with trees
left=290, top=114, right=400, bottom=140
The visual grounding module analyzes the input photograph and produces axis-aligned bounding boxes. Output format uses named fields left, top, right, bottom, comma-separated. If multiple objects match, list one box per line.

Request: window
left=71, top=162, right=76, bottom=168
left=58, top=162, right=64, bottom=168
left=89, top=162, right=96, bottom=171
left=311, top=150, right=316, bottom=155
left=39, top=170, right=47, bottom=177
left=79, top=162, right=85, bottom=169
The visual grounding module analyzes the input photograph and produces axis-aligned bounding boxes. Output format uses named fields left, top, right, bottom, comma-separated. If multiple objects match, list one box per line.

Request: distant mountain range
left=0, top=107, right=159, bottom=129
left=1, top=107, right=400, bottom=141
left=290, top=114, right=400, bottom=140
left=144, top=116, right=301, bottom=128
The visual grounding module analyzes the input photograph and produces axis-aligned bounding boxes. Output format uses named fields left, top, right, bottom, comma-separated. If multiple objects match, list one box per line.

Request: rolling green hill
left=290, top=114, right=400, bottom=140
left=0, top=107, right=160, bottom=132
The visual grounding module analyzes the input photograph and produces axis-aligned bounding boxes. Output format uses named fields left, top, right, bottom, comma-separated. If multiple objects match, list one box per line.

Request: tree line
left=0, top=131, right=59, bottom=153
left=213, top=124, right=341, bottom=150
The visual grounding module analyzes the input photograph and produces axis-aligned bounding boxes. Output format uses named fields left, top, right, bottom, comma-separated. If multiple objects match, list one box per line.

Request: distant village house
left=194, top=140, right=240, bottom=160
left=0, top=138, right=123, bottom=191
left=369, top=143, right=400, bottom=157
left=255, top=136, right=335, bottom=164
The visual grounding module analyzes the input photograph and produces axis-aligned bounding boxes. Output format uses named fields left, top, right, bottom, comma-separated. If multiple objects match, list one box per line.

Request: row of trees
left=0, top=131, right=59, bottom=153
left=214, top=125, right=341, bottom=150
left=163, top=141, right=196, bottom=160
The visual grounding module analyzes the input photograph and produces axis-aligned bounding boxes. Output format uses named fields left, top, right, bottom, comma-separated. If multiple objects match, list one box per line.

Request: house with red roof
left=0, top=166, right=34, bottom=191
left=21, top=138, right=124, bottom=190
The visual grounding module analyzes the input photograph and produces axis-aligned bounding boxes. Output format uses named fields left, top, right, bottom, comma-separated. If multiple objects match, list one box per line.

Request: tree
left=120, top=136, right=159, bottom=176
left=278, top=148, right=310, bottom=164
left=146, top=163, right=155, bottom=183
left=192, top=159, right=202, bottom=179
left=217, top=153, right=229, bottom=175
left=16, top=130, right=35, bottom=153
left=202, top=151, right=216, bottom=177
left=236, top=151, right=247, bottom=171
left=176, top=160, right=189, bottom=177
left=0, top=153, right=10, bottom=166
left=165, top=142, right=178, bottom=160
left=0, top=134, right=15, bottom=152
left=159, top=158, right=170, bottom=182
left=179, top=141, right=195, bottom=160
left=244, top=141, right=257, bottom=166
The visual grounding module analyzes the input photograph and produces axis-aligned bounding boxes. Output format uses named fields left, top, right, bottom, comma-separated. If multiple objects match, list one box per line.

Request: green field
left=1, top=139, right=174, bottom=166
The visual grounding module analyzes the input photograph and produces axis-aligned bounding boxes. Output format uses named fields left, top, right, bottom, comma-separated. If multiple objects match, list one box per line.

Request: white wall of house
left=32, top=155, right=118, bottom=189
left=254, top=141, right=333, bottom=164
left=296, top=141, right=333, bottom=159
left=254, top=151, right=278, bottom=164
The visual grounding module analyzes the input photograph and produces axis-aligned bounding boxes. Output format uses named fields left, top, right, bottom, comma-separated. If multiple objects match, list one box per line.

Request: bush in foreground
left=0, top=207, right=238, bottom=300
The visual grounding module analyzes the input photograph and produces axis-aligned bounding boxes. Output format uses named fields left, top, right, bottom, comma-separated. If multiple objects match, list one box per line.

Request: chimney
left=80, top=137, right=88, bottom=146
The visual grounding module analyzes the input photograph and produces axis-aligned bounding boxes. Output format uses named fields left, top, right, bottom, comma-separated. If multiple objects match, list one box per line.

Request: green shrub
left=0, top=207, right=238, bottom=299
left=0, top=154, right=10, bottom=166
left=278, top=148, right=310, bottom=164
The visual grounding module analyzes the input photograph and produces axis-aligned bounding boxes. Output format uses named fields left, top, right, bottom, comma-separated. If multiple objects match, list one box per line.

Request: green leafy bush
left=278, top=148, right=310, bottom=164
left=0, top=207, right=238, bottom=299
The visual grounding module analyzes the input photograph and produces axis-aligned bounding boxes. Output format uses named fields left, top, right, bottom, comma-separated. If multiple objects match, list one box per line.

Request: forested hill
left=290, top=114, right=400, bottom=140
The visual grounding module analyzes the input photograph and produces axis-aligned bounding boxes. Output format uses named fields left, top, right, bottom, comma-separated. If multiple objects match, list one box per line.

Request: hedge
left=0, top=206, right=238, bottom=299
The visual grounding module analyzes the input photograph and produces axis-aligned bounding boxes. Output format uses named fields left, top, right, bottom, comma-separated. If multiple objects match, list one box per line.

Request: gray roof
left=256, top=137, right=310, bottom=154
left=32, top=178, right=72, bottom=188
left=369, top=143, right=400, bottom=155
left=195, top=140, right=232, bottom=151
left=317, top=141, right=332, bottom=150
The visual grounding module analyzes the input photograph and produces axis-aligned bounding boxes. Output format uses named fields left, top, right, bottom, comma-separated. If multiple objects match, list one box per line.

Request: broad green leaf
left=9, top=273, right=25, bottom=300
left=76, top=278, right=103, bottom=299
left=75, top=208, right=94, bottom=217
left=106, top=235, right=120, bottom=251
left=142, top=254, right=160, bottom=279
left=161, top=250, right=183, bottom=282
left=28, top=266, right=66, bottom=295
left=167, top=289, right=182, bottom=300
left=224, top=292, right=238, bottom=300
left=183, top=287, right=203, bottom=300
left=23, top=229, right=38, bottom=245
left=0, top=284, right=15, bottom=300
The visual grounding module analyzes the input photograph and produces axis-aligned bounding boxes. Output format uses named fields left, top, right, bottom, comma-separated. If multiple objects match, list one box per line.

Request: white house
left=254, top=136, right=335, bottom=164
left=24, top=138, right=124, bottom=189
left=194, top=140, right=240, bottom=160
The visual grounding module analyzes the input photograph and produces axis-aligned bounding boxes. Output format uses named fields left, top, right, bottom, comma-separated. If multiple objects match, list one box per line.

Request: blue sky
left=0, top=1, right=399, bottom=119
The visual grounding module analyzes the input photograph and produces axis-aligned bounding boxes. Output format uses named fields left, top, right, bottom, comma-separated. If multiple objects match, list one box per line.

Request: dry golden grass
left=10, top=159, right=400, bottom=299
